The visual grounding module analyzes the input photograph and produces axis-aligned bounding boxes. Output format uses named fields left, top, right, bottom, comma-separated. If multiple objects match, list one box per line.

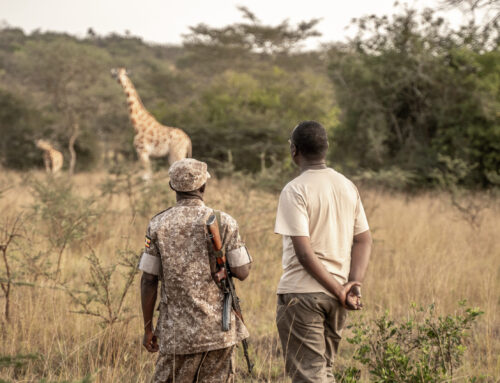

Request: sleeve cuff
left=227, top=246, right=252, bottom=268
left=138, top=252, right=161, bottom=276
left=274, top=231, right=310, bottom=236
left=354, top=226, right=370, bottom=236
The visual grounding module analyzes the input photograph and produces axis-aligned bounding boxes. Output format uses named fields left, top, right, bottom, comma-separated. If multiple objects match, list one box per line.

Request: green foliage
left=328, top=7, right=500, bottom=188
left=343, top=302, right=484, bottom=382
left=0, top=353, right=39, bottom=368
left=0, top=89, right=43, bottom=169
left=0, top=5, right=498, bottom=189
left=30, top=178, right=99, bottom=249
left=334, top=366, right=362, bottom=383
left=1, top=373, right=93, bottom=383
left=12, top=37, right=117, bottom=172
left=0, top=353, right=40, bottom=382
left=181, top=6, right=321, bottom=73
left=352, top=167, right=418, bottom=191
left=176, top=68, right=338, bottom=173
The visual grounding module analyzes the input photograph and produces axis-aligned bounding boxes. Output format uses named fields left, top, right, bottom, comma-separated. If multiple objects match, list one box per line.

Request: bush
left=340, top=302, right=484, bottom=382
left=29, top=177, right=101, bottom=276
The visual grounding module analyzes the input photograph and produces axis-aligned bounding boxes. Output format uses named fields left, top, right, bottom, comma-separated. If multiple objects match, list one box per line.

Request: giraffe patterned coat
left=138, top=198, right=251, bottom=355
left=36, top=139, right=63, bottom=174
left=112, top=68, right=192, bottom=179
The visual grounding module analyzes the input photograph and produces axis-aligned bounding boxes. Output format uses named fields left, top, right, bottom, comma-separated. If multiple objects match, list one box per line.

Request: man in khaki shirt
left=275, top=121, right=372, bottom=382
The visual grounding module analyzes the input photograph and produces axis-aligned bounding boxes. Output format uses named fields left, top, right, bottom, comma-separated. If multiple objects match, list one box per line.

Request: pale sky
left=0, top=0, right=471, bottom=47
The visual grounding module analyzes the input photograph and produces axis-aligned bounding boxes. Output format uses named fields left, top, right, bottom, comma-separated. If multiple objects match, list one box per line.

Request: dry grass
left=0, top=169, right=498, bottom=382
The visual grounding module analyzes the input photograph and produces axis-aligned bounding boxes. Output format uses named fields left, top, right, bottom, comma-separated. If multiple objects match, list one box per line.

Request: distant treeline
left=0, top=5, right=498, bottom=188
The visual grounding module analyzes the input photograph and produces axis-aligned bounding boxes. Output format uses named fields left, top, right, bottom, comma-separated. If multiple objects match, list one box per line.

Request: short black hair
left=291, top=121, right=328, bottom=160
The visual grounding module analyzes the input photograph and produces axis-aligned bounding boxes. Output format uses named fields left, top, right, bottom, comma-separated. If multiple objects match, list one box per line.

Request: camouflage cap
left=168, top=158, right=211, bottom=192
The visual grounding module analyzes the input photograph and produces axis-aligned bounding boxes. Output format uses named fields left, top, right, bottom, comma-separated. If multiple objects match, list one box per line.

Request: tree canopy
left=0, top=5, right=498, bottom=188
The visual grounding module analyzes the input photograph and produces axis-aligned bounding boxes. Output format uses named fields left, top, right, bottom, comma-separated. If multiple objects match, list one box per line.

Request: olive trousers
left=276, top=293, right=347, bottom=383
left=152, top=346, right=234, bottom=383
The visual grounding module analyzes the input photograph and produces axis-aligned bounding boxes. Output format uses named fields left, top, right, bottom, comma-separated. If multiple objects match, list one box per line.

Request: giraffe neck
left=119, top=75, right=151, bottom=132
left=37, top=143, right=52, bottom=151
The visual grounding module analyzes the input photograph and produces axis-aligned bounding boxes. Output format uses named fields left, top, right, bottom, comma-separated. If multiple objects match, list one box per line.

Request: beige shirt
left=274, top=168, right=369, bottom=296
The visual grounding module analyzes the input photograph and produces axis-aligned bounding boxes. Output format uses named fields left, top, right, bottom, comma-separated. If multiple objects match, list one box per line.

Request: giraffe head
left=110, top=67, right=131, bottom=86
left=35, top=139, right=52, bottom=151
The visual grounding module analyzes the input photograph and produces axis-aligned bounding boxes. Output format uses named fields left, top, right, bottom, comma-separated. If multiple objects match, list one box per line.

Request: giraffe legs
left=43, top=152, right=51, bottom=173
left=138, top=151, right=152, bottom=181
left=168, top=152, right=182, bottom=165
left=52, top=153, right=63, bottom=174
left=168, top=144, right=190, bottom=165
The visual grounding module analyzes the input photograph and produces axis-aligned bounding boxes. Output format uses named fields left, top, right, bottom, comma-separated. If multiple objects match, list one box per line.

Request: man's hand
left=143, top=329, right=159, bottom=353
left=344, top=284, right=362, bottom=310
left=338, top=281, right=362, bottom=310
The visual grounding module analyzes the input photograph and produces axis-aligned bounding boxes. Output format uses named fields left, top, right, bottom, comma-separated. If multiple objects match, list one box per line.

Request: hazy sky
left=0, top=0, right=469, bottom=47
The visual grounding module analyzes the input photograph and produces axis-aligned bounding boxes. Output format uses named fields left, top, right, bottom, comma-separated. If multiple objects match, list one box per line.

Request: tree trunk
left=260, top=151, right=267, bottom=174
left=68, top=123, right=79, bottom=176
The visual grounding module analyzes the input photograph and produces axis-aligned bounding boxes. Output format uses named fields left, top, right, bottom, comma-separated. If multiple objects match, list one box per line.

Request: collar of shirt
left=176, top=199, right=205, bottom=207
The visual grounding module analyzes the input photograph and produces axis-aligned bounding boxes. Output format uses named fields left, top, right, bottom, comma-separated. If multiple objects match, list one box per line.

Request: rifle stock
left=206, top=214, right=223, bottom=251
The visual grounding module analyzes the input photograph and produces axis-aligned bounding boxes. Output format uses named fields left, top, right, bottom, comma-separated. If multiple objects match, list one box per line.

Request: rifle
left=206, top=212, right=254, bottom=374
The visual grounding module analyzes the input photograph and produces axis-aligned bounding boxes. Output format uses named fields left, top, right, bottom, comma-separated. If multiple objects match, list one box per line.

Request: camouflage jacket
left=139, top=198, right=251, bottom=354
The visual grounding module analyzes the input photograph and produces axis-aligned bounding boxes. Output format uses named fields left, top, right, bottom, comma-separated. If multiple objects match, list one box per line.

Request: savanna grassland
left=1, top=2, right=499, bottom=382
left=0, top=169, right=498, bottom=382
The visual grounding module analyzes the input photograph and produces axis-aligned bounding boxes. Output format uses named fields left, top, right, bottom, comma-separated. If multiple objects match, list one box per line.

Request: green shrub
left=341, top=302, right=483, bottom=382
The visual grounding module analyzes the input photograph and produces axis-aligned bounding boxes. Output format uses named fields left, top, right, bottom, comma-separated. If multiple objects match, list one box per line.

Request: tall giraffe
left=36, top=139, right=64, bottom=174
left=111, top=68, right=192, bottom=178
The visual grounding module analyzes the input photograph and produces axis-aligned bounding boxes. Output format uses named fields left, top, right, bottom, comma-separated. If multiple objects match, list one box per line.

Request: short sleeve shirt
left=274, top=168, right=369, bottom=296
left=138, top=198, right=251, bottom=354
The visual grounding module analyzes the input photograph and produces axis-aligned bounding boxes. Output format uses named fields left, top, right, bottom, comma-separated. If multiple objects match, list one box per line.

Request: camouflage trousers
left=152, top=346, right=234, bottom=383
left=276, top=293, right=347, bottom=383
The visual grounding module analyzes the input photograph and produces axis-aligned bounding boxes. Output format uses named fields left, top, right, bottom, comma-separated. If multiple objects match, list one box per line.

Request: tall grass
left=0, top=170, right=498, bottom=382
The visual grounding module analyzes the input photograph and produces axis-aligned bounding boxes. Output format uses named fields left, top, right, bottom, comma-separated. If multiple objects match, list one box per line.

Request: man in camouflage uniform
left=139, top=158, right=252, bottom=383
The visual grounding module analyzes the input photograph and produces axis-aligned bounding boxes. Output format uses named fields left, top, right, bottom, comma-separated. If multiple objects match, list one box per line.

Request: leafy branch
left=341, top=302, right=484, bottom=382
left=61, top=245, right=140, bottom=327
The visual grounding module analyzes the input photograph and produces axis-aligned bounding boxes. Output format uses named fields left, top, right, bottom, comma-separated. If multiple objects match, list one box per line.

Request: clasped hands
left=340, top=281, right=363, bottom=310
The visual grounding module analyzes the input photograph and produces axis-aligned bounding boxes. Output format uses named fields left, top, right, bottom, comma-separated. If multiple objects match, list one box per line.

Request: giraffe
left=111, top=68, right=192, bottom=179
left=36, top=139, right=64, bottom=174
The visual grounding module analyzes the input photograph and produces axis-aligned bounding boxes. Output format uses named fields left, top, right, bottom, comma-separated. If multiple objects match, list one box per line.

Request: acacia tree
left=163, top=7, right=337, bottom=175
left=443, top=0, right=500, bottom=43
left=180, top=6, right=322, bottom=74
left=444, top=0, right=499, bottom=15
left=13, top=38, right=112, bottom=174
